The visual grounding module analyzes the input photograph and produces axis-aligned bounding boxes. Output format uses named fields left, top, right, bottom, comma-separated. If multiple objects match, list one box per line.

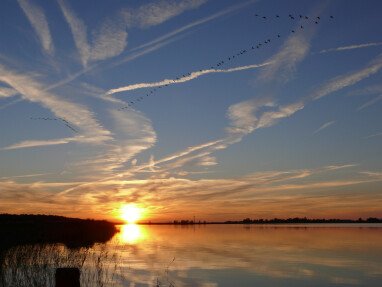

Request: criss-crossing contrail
left=105, top=13, right=335, bottom=109
left=319, top=42, right=382, bottom=54
left=106, top=62, right=272, bottom=96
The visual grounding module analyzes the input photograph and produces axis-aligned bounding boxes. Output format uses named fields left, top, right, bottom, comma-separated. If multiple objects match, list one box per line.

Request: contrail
left=319, top=42, right=382, bottom=54
left=313, top=120, right=335, bottom=135
left=106, top=62, right=271, bottom=96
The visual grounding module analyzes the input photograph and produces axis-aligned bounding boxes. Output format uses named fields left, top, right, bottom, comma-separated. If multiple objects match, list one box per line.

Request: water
left=2, top=224, right=382, bottom=286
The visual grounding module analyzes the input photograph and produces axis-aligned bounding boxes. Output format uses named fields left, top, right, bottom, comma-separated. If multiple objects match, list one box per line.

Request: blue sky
left=0, top=0, right=381, bottom=221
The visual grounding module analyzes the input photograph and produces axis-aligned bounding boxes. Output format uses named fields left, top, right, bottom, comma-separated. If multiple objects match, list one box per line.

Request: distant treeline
left=144, top=217, right=382, bottom=225
left=0, top=214, right=117, bottom=250
left=227, top=217, right=382, bottom=224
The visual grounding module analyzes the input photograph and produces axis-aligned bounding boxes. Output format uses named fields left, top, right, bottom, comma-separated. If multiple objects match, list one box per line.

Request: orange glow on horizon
left=118, top=204, right=145, bottom=224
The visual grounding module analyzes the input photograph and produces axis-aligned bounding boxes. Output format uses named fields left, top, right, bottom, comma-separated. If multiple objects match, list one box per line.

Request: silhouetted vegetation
left=0, top=214, right=117, bottom=250
left=0, top=214, right=118, bottom=286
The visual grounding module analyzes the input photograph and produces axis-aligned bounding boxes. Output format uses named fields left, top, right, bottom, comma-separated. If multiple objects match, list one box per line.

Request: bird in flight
left=30, top=117, right=79, bottom=133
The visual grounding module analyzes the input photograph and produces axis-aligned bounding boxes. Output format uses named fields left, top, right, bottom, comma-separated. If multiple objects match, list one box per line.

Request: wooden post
left=55, top=267, right=80, bottom=287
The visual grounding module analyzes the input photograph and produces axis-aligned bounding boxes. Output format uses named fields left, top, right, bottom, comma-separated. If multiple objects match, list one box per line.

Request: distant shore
left=138, top=217, right=382, bottom=225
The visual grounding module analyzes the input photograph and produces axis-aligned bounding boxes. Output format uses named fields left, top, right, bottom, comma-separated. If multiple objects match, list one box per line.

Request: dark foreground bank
left=0, top=214, right=117, bottom=249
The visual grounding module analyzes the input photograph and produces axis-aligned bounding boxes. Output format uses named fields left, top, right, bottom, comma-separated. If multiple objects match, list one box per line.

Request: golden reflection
left=118, top=224, right=146, bottom=244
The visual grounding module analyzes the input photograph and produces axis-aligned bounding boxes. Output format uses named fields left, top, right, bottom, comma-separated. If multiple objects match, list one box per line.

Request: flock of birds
left=30, top=117, right=79, bottom=133
left=116, top=13, right=334, bottom=110
left=30, top=13, right=335, bottom=133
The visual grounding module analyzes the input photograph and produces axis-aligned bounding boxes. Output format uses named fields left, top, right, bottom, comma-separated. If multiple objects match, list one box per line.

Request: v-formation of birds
left=31, top=13, right=334, bottom=134
left=117, top=13, right=334, bottom=110
left=29, top=117, right=79, bottom=133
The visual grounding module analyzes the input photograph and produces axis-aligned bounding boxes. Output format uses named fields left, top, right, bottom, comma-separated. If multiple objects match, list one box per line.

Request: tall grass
left=0, top=243, right=120, bottom=287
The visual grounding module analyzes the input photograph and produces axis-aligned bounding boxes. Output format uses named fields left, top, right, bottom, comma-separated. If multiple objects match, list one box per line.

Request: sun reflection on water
left=118, top=224, right=146, bottom=244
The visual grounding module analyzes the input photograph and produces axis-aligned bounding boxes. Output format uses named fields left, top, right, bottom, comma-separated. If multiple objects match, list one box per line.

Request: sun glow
left=119, top=204, right=143, bottom=224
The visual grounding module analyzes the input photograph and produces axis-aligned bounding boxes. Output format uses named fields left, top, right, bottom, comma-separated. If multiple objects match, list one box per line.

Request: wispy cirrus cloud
left=129, top=0, right=254, bottom=52
left=58, top=0, right=209, bottom=67
left=76, top=109, right=157, bottom=173
left=313, top=120, right=335, bottom=135
left=259, top=25, right=315, bottom=82
left=61, top=21, right=382, bottom=198
left=134, top=99, right=304, bottom=175
left=59, top=98, right=305, bottom=195
left=364, top=132, right=382, bottom=139
left=7, top=164, right=380, bottom=220
left=357, top=94, right=382, bottom=111
left=0, top=86, right=17, bottom=98
left=110, top=0, right=255, bottom=69
left=347, top=83, right=382, bottom=97
left=319, top=42, right=382, bottom=54
left=1, top=137, right=76, bottom=150
left=0, top=63, right=112, bottom=148
left=2, top=0, right=251, bottom=98
left=57, top=0, right=90, bottom=66
left=312, top=53, right=382, bottom=100
left=124, top=0, right=208, bottom=28
left=106, top=62, right=271, bottom=95
left=227, top=99, right=304, bottom=137
left=131, top=54, right=382, bottom=177
left=18, top=0, right=54, bottom=55
left=58, top=0, right=128, bottom=66
left=345, top=83, right=382, bottom=111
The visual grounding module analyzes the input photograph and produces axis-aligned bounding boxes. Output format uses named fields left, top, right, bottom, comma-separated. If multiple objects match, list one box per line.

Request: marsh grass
left=0, top=243, right=121, bottom=287
left=0, top=242, right=175, bottom=287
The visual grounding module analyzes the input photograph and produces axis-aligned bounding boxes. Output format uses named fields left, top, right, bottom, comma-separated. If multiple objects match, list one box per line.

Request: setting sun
left=119, top=204, right=143, bottom=223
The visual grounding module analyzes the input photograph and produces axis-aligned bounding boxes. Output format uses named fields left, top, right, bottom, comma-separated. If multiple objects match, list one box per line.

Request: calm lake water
left=2, top=224, right=382, bottom=286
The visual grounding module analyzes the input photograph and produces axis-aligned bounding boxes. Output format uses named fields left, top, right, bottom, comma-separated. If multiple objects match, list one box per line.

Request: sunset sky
left=0, top=0, right=381, bottom=222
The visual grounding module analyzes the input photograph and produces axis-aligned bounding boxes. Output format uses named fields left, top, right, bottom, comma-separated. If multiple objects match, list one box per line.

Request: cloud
left=347, top=84, right=382, bottom=97
left=313, top=120, right=335, bottom=134
left=357, top=94, right=382, bottom=111
left=124, top=0, right=208, bottom=28
left=0, top=98, right=23, bottom=111
left=106, top=62, right=271, bottom=95
left=109, top=0, right=255, bottom=69
left=105, top=109, right=157, bottom=171
left=90, top=17, right=128, bottom=62
left=129, top=0, right=254, bottom=51
left=23, top=0, right=251, bottom=90
left=58, top=0, right=90, bottom=66
left=58, top=0, right=128, bottom=66
left=312, top=53, right=382, bottom=100
left=259, top=27, right=314, bottom=82
left=319, top=42, right=382, bottom=54
left=364, top=132, right=382, bottom=139
left=1, top=137, right=76, bottom=150
left=0, top=86, right=17, bottom=98
left=227, top=99, right=304, bottom=137
left=15, top=164, right=382, bottom=221
left=60, top=39, right=382, bottom=198
left=144, top=99, right=304, bottom=174
left=71, top=108, right=157, bottom=174
left=107, top=35, right=189, bottom=70
left=226, top=98, right=274, bottom=136
left=18, top=0, right=54, bottom=55
left=324, top=164, right=357, bottom=171
left=0, top=173, right=52, bottom=180
left=60, top=96, right=305, bottom=197
left=58, top=0, right=210, bottom=67
left=0, top=63, right=112, bottom=147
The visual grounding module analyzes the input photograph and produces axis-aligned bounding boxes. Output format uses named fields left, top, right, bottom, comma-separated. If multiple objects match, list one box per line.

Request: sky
left=0, top=0, right=381, bottom=222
